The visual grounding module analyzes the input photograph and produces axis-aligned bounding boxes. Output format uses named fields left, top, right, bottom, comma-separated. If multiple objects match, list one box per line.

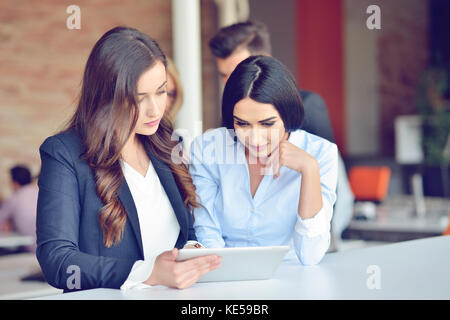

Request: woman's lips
left=144, top=118, right=160, bottom=127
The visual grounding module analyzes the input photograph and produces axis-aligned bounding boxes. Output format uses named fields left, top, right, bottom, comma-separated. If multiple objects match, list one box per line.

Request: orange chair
left=444, top=214, right=450, bottom=236
left=348, top=166, right=391, bottom=202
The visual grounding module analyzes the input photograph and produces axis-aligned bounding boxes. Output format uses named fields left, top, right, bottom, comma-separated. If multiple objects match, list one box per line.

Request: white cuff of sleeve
left=295, top=201, right=332, bottom=238
left=120, top=258, right=157, bottom=290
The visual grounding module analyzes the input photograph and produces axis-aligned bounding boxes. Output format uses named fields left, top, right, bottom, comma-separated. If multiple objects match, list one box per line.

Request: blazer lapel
left=143, top=140, right=189, bottom=242
left=118, top=179, right=144, bottom=258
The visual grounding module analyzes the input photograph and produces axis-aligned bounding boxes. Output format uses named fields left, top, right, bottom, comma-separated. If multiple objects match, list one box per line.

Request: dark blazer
left=36, top=128, right=196, bottom=291
left=300, top=90, right=335, bottom=144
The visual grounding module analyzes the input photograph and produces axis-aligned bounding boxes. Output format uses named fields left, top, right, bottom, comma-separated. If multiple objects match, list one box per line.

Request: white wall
left=345, top=0, right=380, bottom=156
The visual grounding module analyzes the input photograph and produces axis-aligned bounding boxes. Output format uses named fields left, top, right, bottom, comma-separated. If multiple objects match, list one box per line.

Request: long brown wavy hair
left=67, top=26, right=199, bottom=247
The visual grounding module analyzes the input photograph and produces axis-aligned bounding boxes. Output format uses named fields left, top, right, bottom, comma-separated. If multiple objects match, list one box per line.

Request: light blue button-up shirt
left=189, top=127, right=338, bottom=265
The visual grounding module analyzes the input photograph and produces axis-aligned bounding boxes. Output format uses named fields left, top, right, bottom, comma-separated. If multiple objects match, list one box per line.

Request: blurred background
left=0, top=0, right=449, bottom=299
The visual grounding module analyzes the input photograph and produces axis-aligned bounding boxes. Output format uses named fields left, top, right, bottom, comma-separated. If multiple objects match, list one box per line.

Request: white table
left=34, top=236, right=450, bottom=300
left=0, top=232, right=34, bottom=249
left=0, top=252, right=62, bottom=299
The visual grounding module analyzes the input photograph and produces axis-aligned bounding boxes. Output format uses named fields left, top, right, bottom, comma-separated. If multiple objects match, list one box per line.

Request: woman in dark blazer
left=36, top=26, right=220, bottom=292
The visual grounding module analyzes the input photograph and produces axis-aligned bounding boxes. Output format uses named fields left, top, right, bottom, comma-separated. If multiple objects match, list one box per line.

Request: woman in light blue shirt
left=189, top=56, right=338, bottom=265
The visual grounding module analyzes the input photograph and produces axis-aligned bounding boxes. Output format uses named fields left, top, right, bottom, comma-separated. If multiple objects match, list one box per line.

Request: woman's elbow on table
left=294, top=233, right=330, bottom=266
left=36, top=243, right=72, bottom=289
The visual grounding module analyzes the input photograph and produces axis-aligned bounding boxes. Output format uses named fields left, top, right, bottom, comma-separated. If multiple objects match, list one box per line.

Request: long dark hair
left=67, top=26, right=199, bottom=247
left=221, top=55, right=304, bottom=132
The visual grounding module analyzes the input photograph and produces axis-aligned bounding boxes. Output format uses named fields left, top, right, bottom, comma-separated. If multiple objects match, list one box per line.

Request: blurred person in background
left=0, top=165, right=38, bottom=252
left=164, top=57, right=187, bottom=151
left=165, top=57, right=184, bottom=123
left=209, top=20, right=335, bottom=143
left=208, top=20, right=354, bottom=251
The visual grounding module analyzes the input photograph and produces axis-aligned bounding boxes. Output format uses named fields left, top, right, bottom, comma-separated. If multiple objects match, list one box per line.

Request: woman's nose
left=248, top=128, right=266, bottom=145
left=146, top=97, right=161, bottom=118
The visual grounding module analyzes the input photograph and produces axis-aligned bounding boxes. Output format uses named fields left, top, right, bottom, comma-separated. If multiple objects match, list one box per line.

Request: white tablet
left=176, top=246, right=290, bottom=282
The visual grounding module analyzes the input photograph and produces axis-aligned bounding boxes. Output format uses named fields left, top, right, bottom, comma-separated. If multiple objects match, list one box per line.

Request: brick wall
left=377, top=0, right=429, bottom=156
left=0, top=0, right=218, bottom=198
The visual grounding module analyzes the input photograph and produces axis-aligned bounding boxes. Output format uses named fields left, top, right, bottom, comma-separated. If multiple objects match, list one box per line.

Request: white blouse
left=119, top=159, right=180, bottom=290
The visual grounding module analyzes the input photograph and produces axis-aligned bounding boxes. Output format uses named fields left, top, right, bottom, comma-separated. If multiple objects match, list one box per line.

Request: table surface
left=350, top=196, right=450, bottom=232
left=35, top=235, right=450, bottom=300
left=0, top=252, right=62, bottom=300
left=343, top=196, right=450, bottom=242
left=0, top=232, right=34, bottom=249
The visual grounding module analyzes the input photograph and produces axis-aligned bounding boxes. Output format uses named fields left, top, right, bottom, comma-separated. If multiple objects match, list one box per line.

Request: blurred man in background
left=209, top=20, right=335, bottom=143
left=0, top=165, right=38, bottom=252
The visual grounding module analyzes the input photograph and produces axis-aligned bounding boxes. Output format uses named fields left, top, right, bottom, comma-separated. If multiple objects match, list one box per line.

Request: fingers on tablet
left=175, top=255, right=221, bottom=289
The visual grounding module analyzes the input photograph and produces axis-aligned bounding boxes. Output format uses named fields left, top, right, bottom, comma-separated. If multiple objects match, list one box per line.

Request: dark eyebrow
left=258, top=116, right=277, bottom=122
left=233, top=116, right=248, bottom=122
left=137, top=80, right=167, bottom=95
left=233, top=115, right=277, bottom=123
